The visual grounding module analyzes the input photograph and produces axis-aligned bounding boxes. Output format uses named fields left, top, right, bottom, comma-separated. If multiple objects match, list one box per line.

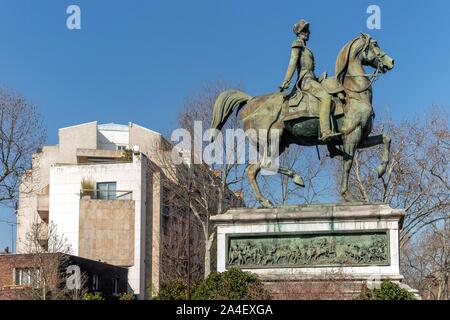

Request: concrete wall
left=150, top=171, right=161, bottom=291
left=49, top=154, right=147, bottom=297
left=79, top=199, right=135, bottom=266
left=97, top=124, right=129, bottom=150
left=128, top=123, right=164, bottom=297
left=17, top=122, right=158, bottom=254
left=58, top=122, right=98, bottom=164
left=17, top=122, right=99, bottom=252
left=129, top=123, right=161, bottom=160
left=16, top=145, right=59, bottom=253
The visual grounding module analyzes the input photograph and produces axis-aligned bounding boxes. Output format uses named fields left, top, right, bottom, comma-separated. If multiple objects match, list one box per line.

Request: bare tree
left=23, top=221, right=87, bottom=300
left=151, top=151, right=241, bottom=281
left=331, top=107, right=449, bottom=297
left=0, top=88, right=45, bottom=206
left=260, top=146, right=332, bottom=205
left=333, top=107, right=449, bottom=244
left=159, top=196, right=203, bottom=285
left=401, top=218, right=449, bottom=300
left=163, top=81, right=246, bottom=279
left=177, top=80, right=248, bottom=210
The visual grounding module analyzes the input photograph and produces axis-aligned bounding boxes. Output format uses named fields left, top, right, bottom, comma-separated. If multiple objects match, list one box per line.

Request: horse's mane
left=335, top=34, right=370, bottom=84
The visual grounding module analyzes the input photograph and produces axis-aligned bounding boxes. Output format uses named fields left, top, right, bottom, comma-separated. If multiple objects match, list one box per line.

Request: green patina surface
left=210, top=23, right=395, bottom=207
left=227, top=231, right=389, bottom=268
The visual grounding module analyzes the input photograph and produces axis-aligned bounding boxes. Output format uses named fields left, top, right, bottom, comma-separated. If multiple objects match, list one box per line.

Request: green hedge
left=154, top=280, right=188, bottom=300
left=358, top=280, right=416, bottom=300
left=155, top=268, right=270, bottom=300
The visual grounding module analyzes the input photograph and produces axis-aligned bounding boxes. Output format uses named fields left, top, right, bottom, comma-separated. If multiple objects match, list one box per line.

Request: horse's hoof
left=258, top=198, right=274, bottom=208
left=342, top=191, right=356, bottom=202
left=293, top=175, right=305, bottom=187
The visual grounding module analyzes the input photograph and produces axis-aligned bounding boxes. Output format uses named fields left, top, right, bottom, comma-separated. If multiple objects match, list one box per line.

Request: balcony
left=80, top=189, right=133, bottom=201
left=36, top=186, right=49, bottom=221
left=37, top=237, right=49, bottom=250
left=36, top=223, right=49, bottom=250
left=76, top=148, right=127, bottom=164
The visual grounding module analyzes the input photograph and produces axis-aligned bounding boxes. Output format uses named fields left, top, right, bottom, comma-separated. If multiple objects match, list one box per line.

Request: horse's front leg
left=358, top=134, right=391, bottom=178
left=341, top=128, right=361, bottom=201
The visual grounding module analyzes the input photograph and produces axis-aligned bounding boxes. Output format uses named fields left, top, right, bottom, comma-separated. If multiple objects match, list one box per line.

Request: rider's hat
left=293, top=19, right=310, bottom=35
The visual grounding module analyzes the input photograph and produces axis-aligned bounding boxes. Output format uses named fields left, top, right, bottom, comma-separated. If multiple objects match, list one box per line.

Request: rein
left=343, top=66, right=380, bottom=93
left=342, top=39, right=385, bottom=93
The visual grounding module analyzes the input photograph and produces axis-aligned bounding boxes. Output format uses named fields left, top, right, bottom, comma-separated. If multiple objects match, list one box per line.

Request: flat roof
left=98, top=123, right=129, bottom=132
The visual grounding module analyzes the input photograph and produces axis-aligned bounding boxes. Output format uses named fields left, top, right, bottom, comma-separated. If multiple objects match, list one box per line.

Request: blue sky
left=0, top=0, right=449, bottom=250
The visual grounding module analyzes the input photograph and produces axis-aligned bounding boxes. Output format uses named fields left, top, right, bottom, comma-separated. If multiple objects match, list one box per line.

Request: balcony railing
left=80, top=189, right=133, bottom=200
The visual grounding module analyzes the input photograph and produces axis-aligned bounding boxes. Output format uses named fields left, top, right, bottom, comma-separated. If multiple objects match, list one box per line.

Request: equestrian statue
left=211, top=20, right=395, bottom=208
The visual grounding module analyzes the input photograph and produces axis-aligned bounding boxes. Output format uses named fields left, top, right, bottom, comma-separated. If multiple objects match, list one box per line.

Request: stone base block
left=211, top=203, right=417, bottom=298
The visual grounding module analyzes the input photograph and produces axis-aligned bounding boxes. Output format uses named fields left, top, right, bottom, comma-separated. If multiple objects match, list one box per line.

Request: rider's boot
left=319, top=96, right=342, bottom=142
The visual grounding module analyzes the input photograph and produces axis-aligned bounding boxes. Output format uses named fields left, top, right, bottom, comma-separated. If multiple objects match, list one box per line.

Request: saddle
left=282, top=76, right=345, bottom=122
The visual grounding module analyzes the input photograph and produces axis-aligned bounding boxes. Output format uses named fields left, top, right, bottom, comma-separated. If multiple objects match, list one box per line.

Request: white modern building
left=16, top=122, right=175, bottom=299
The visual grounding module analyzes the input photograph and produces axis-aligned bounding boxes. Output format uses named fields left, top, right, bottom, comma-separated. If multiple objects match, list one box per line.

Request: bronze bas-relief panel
left=226, top=230, right=389, bottom=269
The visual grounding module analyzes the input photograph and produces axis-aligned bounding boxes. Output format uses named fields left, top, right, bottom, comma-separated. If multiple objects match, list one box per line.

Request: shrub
left=80, top=179, right=94, bottom=198
left=192, top=268, right=270, bottom=300
left=358, top=280, right=416, bottom=300
left=120, top=149, right=133, bottom=162
left=82, top=292, right=104, bottom=300
left=118, top=292, right=135, bottom=300
left=154, top=279, right=188, bottom=300
left=146, top=281, right=158, bottom=299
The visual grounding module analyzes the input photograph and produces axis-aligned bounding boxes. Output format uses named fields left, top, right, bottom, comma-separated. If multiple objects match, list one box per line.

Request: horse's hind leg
left=261, top=138, right=305, bottom=187
left=279, top=167, right=305, bottom=187
left=247, top=162, right=274, bottom=208
left=261, top=166, right=305, bottom=187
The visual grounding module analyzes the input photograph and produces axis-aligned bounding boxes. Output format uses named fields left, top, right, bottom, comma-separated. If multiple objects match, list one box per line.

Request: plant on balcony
left=80, top=179, right=95, bottom=199
left=119, top=149, right=133, bottom=162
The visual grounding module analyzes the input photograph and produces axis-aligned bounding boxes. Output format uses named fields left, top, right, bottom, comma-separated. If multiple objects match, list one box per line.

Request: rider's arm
left=279, top=41, right=302, bottom=91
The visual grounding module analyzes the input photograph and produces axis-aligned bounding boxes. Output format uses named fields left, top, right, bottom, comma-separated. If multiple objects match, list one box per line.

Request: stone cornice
left=211, top=203, right=405, bottom=225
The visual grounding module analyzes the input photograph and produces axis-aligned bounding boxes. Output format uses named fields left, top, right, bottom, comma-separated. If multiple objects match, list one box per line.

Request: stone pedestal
left=211, top=203, right=416, bottom=299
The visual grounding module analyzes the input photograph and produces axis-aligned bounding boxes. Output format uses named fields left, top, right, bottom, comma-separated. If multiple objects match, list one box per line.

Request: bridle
left=344, top=36, right=386, bottom=93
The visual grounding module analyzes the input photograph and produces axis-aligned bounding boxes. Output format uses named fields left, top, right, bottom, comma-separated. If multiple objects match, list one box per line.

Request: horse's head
left=359, top=33, right=394, bottom=73
left=335, top=34, right=394, bottom=84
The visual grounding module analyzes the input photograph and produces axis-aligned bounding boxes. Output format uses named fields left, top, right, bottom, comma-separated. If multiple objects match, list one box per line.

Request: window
left=117, top=145, right=127, bottom=151
left=112, top=278, right=119, bottom=296
left=92, top=274, right=100, bottom=291
left=14, top=268, right=41, bottom=288
left=97, top=182, right=117, bottom=200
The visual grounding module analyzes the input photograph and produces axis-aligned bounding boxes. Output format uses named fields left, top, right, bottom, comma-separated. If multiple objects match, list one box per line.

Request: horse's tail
left=211, top=90, right=252, bottom=142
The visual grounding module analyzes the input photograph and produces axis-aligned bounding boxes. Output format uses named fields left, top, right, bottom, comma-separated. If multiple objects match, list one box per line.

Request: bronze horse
left=211, top=34, right=394, bottom=207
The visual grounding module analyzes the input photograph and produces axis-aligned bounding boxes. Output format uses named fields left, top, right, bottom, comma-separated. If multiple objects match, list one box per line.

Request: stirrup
left=320, top=132, right=343, bottom=142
